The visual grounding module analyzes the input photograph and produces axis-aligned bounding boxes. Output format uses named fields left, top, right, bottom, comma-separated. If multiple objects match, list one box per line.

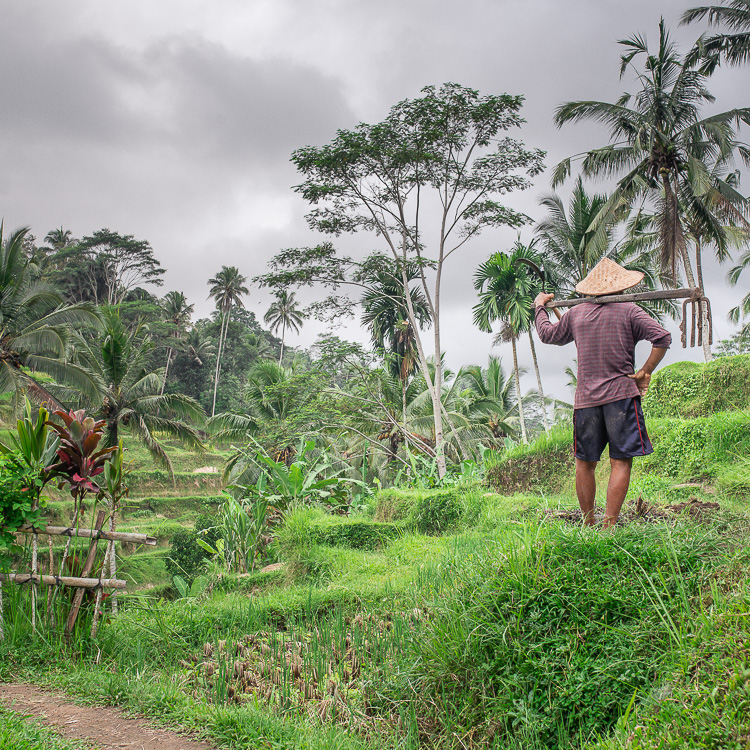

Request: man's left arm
left=628, top=307, right=672, bottom=395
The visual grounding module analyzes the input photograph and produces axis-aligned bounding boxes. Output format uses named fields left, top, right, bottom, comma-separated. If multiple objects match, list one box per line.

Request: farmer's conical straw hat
left=575, top=258, right=644, bottom=296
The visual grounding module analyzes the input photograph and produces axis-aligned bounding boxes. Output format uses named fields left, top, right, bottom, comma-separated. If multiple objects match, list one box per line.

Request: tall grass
left=376, top=521, right=728, bottom=749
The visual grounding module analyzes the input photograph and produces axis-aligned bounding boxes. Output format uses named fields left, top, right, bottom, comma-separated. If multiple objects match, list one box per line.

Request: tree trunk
left=528, top=328, right=549, bottom=432
left=511, top=336, right=527, bottom=444
left=212, top=311, right=228, bottom=418
left=398, top=255, right=441, bottom=471
left=695, top=240, right=711, bottom=362
left=431, top=261, right=446, bottom=478
left=160, top=347, right=173, bottom=397
left=31, top=528, right=38, bottom=633
left=401, top=380, right=408, bottom=434
left=279, top=320, right=286, bottom=364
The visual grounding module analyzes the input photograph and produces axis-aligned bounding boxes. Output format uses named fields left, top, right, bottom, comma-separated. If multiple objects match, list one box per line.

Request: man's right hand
left=534, top=292, right=554, bottom=308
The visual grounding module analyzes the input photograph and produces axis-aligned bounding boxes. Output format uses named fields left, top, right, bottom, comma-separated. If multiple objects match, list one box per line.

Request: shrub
left=644, top=355, right=750, bottom=418
left=165, top=514, right=220, bottom=582
left=274, top=508, right=333, bottom=583
left=310, top=520, right=401, bottom=550
left=373, top=490, right=417, bottom=522
left=485, top=426, right=575, bottom=495
left=412, top=490, right=462, bottom=535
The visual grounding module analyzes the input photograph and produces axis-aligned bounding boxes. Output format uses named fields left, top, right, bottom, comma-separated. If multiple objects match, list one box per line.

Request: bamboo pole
left=66, top=511, right=105, bottom=635
left=18, top=525, right=156, bottom=546
left=90, top=541, right=112, bottom=639
left=547, top=287, right=701, bottom=309
left=0, top=573, right=127, bottom=590
left=45, top=537, right=54, bottom=623
left=31, top=528, right=38, bottom=634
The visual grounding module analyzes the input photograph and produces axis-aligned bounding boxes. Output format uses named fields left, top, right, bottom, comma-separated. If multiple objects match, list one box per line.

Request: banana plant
left=2, top=400, right=60, bottom=475
left=230, top=439, right=362, bottom=513
left=0, top=400, right=60, bottom=630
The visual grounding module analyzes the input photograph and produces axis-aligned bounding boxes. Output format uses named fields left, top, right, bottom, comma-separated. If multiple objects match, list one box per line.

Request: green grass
left=3, top=357, right=750, bottom=748
left=21, top=667, right=388, bottom=750
left=6, top=513, right=750, bottom=750
left=385, top=521, right=738, bottom=748
left=118, top=548, right=169, bottom=589
left=591, top=555, right=750, bottom=749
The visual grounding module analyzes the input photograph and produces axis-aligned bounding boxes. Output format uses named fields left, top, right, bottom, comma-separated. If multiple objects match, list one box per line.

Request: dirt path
left=0, top=683, right=214, bottom=750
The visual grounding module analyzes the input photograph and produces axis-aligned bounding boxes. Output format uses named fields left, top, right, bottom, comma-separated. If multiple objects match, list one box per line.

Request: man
left=534, top=258, right=671, bottom=528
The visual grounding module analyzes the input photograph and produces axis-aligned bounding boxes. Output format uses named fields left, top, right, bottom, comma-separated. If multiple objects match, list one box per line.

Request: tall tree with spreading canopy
left=208, top=266, right=248, bottom=417
left=52, top=229, right=165, bottom=305
left=265, top=83, right=544, bottom=477
left=263, top=290, right=306, bottom=364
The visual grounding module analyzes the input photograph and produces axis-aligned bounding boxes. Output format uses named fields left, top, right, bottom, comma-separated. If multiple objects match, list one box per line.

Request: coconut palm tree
left=44, top=227, right=74, bottom=250
left=207, top=358, right=305, bottom=443
left=74, top=307, right=205, bottom=473
left=361, top=265, right=432, bottom=428
left=535, top=178, right=626, bottom=296
left=208, top=266, right=248, bottom=417
left=458, top=357, right=518, bottom=442
left=622, top=167, right=750, bottom=358
left=0, top=224, right=100, bottom=409
left=536, top=180, right=681, bottom=323
left=553, top=19, right=750, bottom=291
left=473, top=243, right=551, bottom=440
left=184, top=328, right=215, bottom=367
left=160, top=291, right=194, bottom=395
left=682, top=1, right=750, bottom=68
left=264, top=290, right=306, bottom=364
left=352, top=366, right=436, bottom=465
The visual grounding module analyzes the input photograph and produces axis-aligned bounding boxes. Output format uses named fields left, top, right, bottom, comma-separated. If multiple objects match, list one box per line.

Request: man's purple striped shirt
left=535, top=302, right=672, bottom=409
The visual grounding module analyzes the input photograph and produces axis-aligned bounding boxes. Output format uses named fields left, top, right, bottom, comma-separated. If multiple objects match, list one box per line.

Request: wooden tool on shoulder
left=546, top=287, right=710, bottom=348
left=513, top=257, right=562, bottom=320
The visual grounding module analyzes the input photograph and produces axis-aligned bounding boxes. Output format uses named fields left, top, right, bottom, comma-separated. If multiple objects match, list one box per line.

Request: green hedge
left=309, top=519, right=402, bottom=550
left=644, top=354, right=750, bottom=418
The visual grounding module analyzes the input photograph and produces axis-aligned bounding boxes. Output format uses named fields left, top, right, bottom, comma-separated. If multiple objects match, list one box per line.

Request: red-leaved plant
left=45, top=410, right=116, bottom=504
left=44, top=410, right=118, bottom=577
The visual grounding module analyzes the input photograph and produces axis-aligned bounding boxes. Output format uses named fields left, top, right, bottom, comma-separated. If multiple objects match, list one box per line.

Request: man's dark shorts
left=573, top=396, right=653, bottom=462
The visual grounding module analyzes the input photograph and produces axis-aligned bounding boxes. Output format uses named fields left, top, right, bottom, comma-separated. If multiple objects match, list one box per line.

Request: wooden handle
left=548, top=287, right=701, bottom=310
left=552, top=307, right=562, bottom=320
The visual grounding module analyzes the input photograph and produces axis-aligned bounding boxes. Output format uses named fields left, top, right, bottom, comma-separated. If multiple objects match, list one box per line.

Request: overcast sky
left=1, top=1, right=748, bottom=404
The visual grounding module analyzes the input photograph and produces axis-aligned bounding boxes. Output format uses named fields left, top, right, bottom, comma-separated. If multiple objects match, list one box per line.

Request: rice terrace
left=2, top=1, right=750, bottom=748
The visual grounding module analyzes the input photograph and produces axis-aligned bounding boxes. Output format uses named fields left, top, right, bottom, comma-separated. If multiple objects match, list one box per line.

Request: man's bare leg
left=603, top=457, right=632, bottom=528
left=575, top=459, right=597, bottom=526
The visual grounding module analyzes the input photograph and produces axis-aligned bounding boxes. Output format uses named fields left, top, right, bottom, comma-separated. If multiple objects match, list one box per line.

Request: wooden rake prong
left=681, top=298, right=690, bottom=348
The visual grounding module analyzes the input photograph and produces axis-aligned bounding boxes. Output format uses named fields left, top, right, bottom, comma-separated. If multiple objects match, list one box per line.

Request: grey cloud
left=0, top=20, right=354, bottom=169
left=0, top=0, right=747, bottom=409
